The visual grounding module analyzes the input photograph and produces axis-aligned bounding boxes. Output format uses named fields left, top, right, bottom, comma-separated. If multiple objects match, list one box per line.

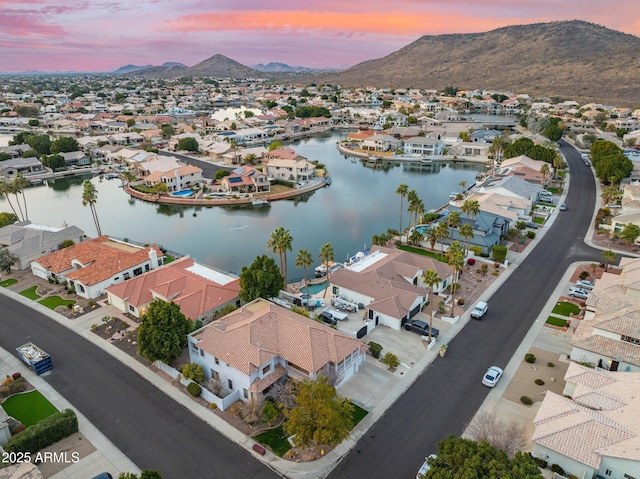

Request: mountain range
left=117, top=21, right=640, bottom=106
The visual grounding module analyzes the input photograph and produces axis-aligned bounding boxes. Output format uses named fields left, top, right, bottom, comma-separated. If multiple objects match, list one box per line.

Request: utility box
left=16, top=343, right=53, bottom=375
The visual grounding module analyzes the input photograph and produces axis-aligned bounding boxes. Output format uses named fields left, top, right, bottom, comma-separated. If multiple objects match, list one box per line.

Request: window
left=145, top=264, right=150, bottom=271
left=262, top=365, right=271, bottom=375
left=228, top=379, right=233, bottom=390
left=133, top=267, right=143, bottom=276
left=243, top=388, right=248, bottom=399
left=622, top=335, right=640, bottom=345
left=123, top=272, right=130, bottom=280
left=215, top=357, right=219, bottom=365
left=605, top=470, right=611, bottom=476
left=211, top=370, right=219, bottom=381
left=128, top=305, right=135, bottom=312
left=77, top=284, right=85, bottom=293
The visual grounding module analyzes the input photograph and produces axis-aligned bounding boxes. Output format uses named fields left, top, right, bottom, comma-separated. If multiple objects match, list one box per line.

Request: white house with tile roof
left=533, top=363, right=640, bottom=479
left=31, top=236, right=164, bottom=299
left=571, top=258, right=640, bottom=372
left=329, top=246, right=453, bottom=331
left=187, top=298, right=366, bottom=403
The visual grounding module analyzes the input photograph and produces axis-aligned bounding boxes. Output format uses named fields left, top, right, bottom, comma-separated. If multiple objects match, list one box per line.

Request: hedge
left=3, top=409, right=78, bottom=453
left=187, top=382, right=202, bottom=397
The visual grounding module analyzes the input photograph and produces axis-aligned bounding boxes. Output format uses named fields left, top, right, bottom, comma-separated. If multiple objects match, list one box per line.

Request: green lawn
left=398, top=245, right=446, bottom=262
left=352, top=402, right=369, bottom=426
left=533, top=217, right=544, bottom=224
left=551, top=302, right=580, bottom=317
left=546, top=316, right=569, bottom=328
left=164, top=254, right=176, bottom=264
left=0, top=278, right=18, bottom=287
left=38, top=296, right=76, bottom=310
left=1, top=390, right=58, bottom=426
left=255, top=425, right=291, bottom=457
left=19, top=285, right=40, bottom=300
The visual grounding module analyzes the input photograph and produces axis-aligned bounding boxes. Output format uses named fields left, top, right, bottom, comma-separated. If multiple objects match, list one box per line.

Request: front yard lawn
left=546, top=316, right=569, bottom=328
left=0, top=278, right=18, bottom=287
left=352, top=403, right=369, bottom=426
left=398, top=245, right=446, bottom=262
left=19, top=285, right=40, bottom=300
left=38, top=296, right=76, bottom=310
left=551, top=302, right=580, bottom=317
left=255, top=425, right=291, bottom=457
left=1, top=390, right=58, bottom=426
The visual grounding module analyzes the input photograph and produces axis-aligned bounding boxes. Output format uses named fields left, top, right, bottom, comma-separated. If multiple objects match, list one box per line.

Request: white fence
left=154, top=361, right=240, bottom=411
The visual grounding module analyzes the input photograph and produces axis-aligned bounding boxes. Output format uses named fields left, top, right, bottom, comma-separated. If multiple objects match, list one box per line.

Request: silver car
left=576, top=279, right=594, bottom=290
left=569, top=287, right=589, bottom=299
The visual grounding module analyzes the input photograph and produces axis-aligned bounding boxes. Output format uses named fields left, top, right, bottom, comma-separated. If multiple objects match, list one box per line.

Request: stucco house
left=264, top=148, right=315, bottom=182
left=0, top=157, right=45, bottom=181
left=0, top=221, right=85, bottom=270
left=219, top=165, right=270, bottom=193
left=31, top=236, right=164, bottom=299
left=533, top=363, right=640, bottom=479
left=106, top=256, right=241, bottom=321
left=329, top=246, right=453, bottom=332
left=143, top=164, right=203, bottom=192
left=188, top=298, right=367, bottom=403
left=402, top=137, right=445, bottom=156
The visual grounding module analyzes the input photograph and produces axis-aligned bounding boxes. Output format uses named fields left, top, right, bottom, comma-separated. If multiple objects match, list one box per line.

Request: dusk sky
left=2, top=0, right=639, bottom=72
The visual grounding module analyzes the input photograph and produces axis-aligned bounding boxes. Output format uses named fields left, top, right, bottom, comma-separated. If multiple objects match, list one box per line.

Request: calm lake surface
left=2, top=132, right=485, bottom=281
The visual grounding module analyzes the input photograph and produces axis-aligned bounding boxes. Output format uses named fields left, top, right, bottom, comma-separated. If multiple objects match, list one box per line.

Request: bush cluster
left=368, top=341, right=383, bottom=359
left=525, top=353, right=536, bottom=363
left=3, top=409, right=78, bottom=453
left=520, top=396, right=533, bottom=405
left=533, top=457, right=548, bottom=468
left=550, top=464, right=565, bottom=475
left=535, top=379, right=545, bottom=385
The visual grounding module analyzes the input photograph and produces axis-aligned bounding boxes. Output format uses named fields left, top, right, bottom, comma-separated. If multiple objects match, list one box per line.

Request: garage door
left=408, top=304, right=421, bottom=319
left=356, top=325, right=368, bottom=339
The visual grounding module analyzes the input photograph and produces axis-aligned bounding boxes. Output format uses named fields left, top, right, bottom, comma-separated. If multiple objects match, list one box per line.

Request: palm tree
left=447, top=210, right=460, bottom=239
left=602, top=250, right=617, bottom=272
left=81, top=179, right=102, bottom=236
left=267, top=227, right=293, bottom=286
left=458, top=180, right=467, bottom=196
left=490, top=135, right=506, bottom=164
left=446, top=241, right=464, bottom=318
left=423, top=269, right=442, bottom=339
left=539, top=163, right=550, bottom=187
left=0, top=180, right=19, bottom=220
left=12, top=173, right=29, bottom=221
left=459, top=223, right=474, bottom=256
left=319, top=242, right=334, bottom=299
left=435, top=221, right=449, bottom=257
left=461, top=199, right=480, bottom=226
left=295, top=248, right=314, bottom=289
left=407, top=189, right=419, bottom=229
left=414, top=199, right=425, bottom=229
left=396, top=183, right=408, bottom=240
left=426, top=227, right=438, bottom=251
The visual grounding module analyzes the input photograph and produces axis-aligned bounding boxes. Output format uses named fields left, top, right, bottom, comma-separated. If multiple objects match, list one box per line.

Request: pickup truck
left=470, top=301, right=488, bottom=320
left=404, top=319, right=439, bottom=337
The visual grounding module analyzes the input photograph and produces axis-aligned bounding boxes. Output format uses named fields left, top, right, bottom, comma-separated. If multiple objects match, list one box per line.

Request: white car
left=482, top=366, right=503, bottom=388
left=575, top=279, right=594, bottom=290
left=569, top=286, right=589, bottom=299
left=417, top=454, right=437, bottom=479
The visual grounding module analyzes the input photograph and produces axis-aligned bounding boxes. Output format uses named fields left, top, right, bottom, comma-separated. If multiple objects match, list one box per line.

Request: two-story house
left=219, top=166, right=270, bottom=193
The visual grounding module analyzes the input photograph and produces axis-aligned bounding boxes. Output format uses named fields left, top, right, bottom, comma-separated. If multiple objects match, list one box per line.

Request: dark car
left=319, top=311, right=337, bottom=326
left=404, top=319, right=439, bottom=337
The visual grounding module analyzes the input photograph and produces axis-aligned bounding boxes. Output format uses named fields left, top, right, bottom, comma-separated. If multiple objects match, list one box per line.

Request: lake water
left=1, top=132, right=485, bottom=281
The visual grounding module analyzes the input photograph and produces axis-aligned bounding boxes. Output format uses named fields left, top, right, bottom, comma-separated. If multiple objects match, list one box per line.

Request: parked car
left=575, top=279, right=594, bottom=290
left=91, top=474, right=113, bottom=479
left=470, top=301, right=488, bottom=320
left=417, top=454, right=437, bottom=479
left=568, top=287, right=589, bottom=299
left=559, top=203, right=567, bottom=211
left=525, top=221, right=539, bottom=229
left=482, top=366, right=503, bottom=388
left=319, top=311, right=337, bottom=326
left=404, top=319, right=439, bottom=337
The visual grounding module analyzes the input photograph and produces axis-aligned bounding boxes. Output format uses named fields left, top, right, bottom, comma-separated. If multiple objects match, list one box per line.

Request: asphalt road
left=0, top=141, right=607, bottom=479
left=328, top=140, right=605, bottom=479
left=158, top=149, right=231, bottom=179
left=0, top=299, right=278, bottom=479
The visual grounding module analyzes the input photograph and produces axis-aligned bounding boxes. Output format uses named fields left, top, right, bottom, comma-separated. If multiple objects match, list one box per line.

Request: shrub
left=181, top=363, right=205, bottom=384
left=568, top=475, right=578, bottom=479
left=547, top=362, right=555, bottom=367
left=11, top=372, right=21, bottom=380
left=520, top=396, right=533, bottom=405
left=261, top=400, right=279, bottom=424
left=382, top=352, right=400, bottom=368
left=535, top=379, right=545, bottom=385
left=208, top=403, right=217, bottom=410
left=467, top=258, right=476, bottom=265
left=527, top=230, right=536, bottom=239
left=0, top=386, right=9, bottom=398
left=579, top=271, right=590, bottom=280
left=10, top=424, right=26, bottom=436
left=186, top=382, right=202, bottom=397
left=469, top=245, right=483, bottom=256
left=3, top=409, right=78, bottom=453
left=8, top=377, right=26, bottom=394
left=550, top=464, right=565, bottom=475
left=457, top=298, right=465, bottom=306
left=491, top=245, right=508, bottom=261
left=525, top=353, right=536, bottom=363
left=368, top=341, right=383, bottom=359
left=533, top=457, right=548, bottom=468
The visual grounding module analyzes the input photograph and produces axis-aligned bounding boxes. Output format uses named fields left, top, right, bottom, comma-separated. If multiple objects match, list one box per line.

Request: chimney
left=149, top=248, right=159, bottom=269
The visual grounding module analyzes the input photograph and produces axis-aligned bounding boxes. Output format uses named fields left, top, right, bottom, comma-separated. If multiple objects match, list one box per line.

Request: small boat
left=105, top=173, right=119, bottom=180
left=28, top=178, right=43, bottom=185
left=251, top=199, right=269, bottom=207
left=323, top=176, right=332, bottom=185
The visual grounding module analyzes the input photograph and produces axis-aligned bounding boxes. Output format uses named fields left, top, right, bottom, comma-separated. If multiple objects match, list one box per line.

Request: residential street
left=0, top=140, right=605, bottom=479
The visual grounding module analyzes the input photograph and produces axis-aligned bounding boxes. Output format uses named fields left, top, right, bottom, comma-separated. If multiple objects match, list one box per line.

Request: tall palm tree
left=447, top=210, right=460, bottom=239
left=490, top=135, right=506, bottom=164
left=427, top=227, right=438, bottom=251
left=458, top=180, right=467, bottom=196
left=296, top=248, right=314, bottom=289
left=459, top=223, right=474, bottom=256
left=446, top=241, right=464, bottom=318
left=461, top=199, right=480, bottom=225
left=319, top=242, right=334, bottom=299
left=0, top=180, right=19, bottom=220
left=12, top=173, right=29, bottom=221
left=602, top=250, right=617, bottom=272
left=539, top=163, right=550, bottom=187
left=435, top=221, right=449, bottom=257
left=267, top=227, right=293, bottom=286
left=414, top=199, right=425, bottom=229
left=396, top=183, right=408, bottom=240
left=423, top=269, right=442, bottom=339
left=81, top=179, right=102, bottom=236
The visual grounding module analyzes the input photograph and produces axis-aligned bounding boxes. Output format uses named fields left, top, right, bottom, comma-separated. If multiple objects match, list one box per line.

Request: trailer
left=16, top=343, right=53, bottom=375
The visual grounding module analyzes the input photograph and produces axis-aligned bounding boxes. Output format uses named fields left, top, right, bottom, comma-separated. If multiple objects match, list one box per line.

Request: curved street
left=0, top=140, right=608, bottom=479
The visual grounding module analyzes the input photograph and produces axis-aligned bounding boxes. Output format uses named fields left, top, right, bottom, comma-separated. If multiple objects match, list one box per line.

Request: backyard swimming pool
left=301, top=281, right=327, bottom=295
left=172, top=189, right=194, bottom=198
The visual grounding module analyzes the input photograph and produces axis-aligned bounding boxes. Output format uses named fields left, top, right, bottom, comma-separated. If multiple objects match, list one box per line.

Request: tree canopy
left=137, top=299, right=191, bottom=364
left=239, top=255, right=284, bottom=302
left=422, top=436, right=543, bottom=479
left=50, top=137, right=80, bottom=154
left=0, top=212, right=18, bottom=228
left=0, top=248, right=19, bottom=274
left=177, top=137, right=199, bottom=152
left=283, top=375, right=354, bottom=447
left=590, top=140, right=633, bottom=184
